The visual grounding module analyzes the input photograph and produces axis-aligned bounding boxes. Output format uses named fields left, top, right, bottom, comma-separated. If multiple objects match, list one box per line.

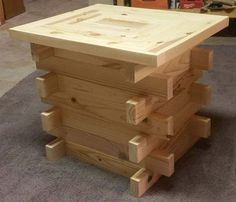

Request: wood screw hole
left=186, top=32, right=193, bottom=35
left=148, top=175, right=153, bottom=183
left=71, top=97, right=77, bottom=103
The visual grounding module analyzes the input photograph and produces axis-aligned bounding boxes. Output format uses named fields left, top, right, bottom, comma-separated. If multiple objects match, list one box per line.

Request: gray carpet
left=0, top=46, right=235, bottom=202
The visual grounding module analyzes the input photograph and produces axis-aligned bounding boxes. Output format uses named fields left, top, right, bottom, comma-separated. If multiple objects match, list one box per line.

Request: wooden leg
left=46, top=138, right=65, bottom=161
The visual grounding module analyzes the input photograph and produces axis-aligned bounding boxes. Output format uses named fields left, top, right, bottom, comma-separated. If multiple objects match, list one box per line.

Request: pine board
left=9, top=4, right=228, bottom=66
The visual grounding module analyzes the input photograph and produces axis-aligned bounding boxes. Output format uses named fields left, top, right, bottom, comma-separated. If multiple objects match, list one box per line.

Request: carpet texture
left=0, top=46, right=235, bottom=202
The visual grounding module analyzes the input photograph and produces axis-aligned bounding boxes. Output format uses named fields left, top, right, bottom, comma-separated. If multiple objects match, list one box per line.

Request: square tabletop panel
left=9, top=4, right=228, bottom=66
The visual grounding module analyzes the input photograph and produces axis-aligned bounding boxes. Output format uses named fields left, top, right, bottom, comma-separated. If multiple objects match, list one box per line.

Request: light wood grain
left=191, top=48, right=213, bottom=70
left=41, top=107, right=61, bottom=132
left=46, top=114, right=209, bottom=196
left=9, top=4, right=228, bottom=67
left=31, top=43, right=54, bottom=62
left=128, top=83, right=210, bottom=163
left=191, top=115, right=211, bottom=138
left=49, top=125, right=174, bottom=178
left=49, top=124, right=173, bottom=177
left=46, top=138, right=65, bottom=161
left=67, top=141, right=140, bottom=177
left=37, top=81, right=210, bottom=142
left=126, top=69, right=203, bottom=125
left=35, top=56, right=173, bottom=97
left=191, top=83, right=212, bottom=105
left=130, top=168, right=161, bottom=198
left=35, top=72, right=58, bottom=98
left=36, top=70, right=202, bottom=130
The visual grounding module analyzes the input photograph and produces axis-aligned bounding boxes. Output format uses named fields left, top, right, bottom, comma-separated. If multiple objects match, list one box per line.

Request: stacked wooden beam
left=9, top=5, right=228, bottom=197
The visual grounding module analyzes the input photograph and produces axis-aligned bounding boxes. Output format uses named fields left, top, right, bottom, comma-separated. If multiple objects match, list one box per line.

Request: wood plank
left=39, top=84, right=209, bottom=141
left=43, top=109, right=173, bottom=177
left=61, top=107, right=157, bottom=144
left=36, top=73, right=171, bottom=137
left=191, top=115, right=211, bottom=138
left=61, top=130, right=173, bottom=177
left=45, top=138, right=65, bottom=161
left=51, top=126, right=129, bottom=160
left=38, top=75, right=210, bottom=147
left=158, top=117, right=210, bottom=162
left=128, top=83, right=211, bottom=163
left=47, top=114, right=209, bottom=197
left=130, top=168, right=161, bottom=198
left=35, top=72, right=58, bottom=98
left=53, top=45, right=157, bottom=83
left=35, top=56, right=172, bottom=97
left=191, top=83, right=212, bottom=105
left=126, top=95, right=160, bottom=125
left=126, top=68, right=203, bottom=124
left=67, top=141, right=140, bottom=177
left=128, top=101, right=200, bottom=163
left=38, top=75, right=211, bottom=164
left=32, top=44, right=211, bottom=84
left=44, top=107, right=210, bottom=179
left=128, top=134, right=170, bottom=163
left=40, top=73, right=168, bottom=132
left=37, top=69, right=202, bottom=128
left=31, top=43, right=54, bottom=62
left=36, top=57, right=173, bottom=99
left=41, top=103, right=170, bottom=142
left=49, top=126, right=174, bottom=177
left=9, top=4, right=228, bottom=67
left=41, top=107, right=61, bottom=132
left=191, top=48, right=213, bottom=70
left=42, top=108, right=174, bottom=177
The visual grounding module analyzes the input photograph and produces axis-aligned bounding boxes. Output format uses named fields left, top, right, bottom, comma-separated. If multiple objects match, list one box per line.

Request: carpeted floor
left=0, top=46, right=235, bottom=202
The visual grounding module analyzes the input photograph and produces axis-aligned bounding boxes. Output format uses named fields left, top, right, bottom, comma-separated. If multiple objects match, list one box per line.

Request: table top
left=9, top=4, right=229, bottom=66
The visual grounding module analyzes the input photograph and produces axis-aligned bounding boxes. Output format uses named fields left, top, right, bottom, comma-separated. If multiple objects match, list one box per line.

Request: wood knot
left=71, top=97, right=77, bottom=103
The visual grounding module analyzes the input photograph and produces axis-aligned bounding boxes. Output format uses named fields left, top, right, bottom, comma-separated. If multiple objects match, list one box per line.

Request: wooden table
left=9, top=5, right=228, bottom=197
